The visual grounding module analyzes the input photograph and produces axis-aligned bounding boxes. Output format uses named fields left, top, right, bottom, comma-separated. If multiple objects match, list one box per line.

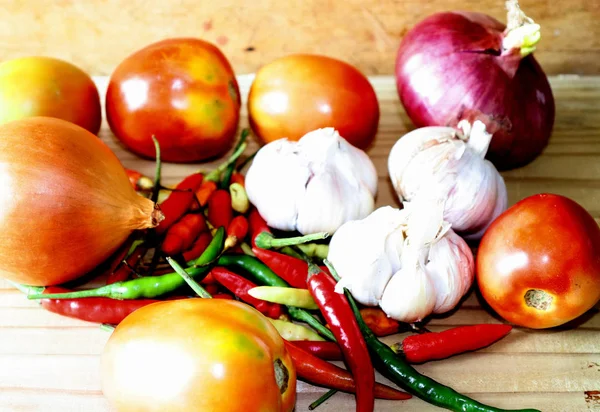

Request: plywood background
left=1, top=0, right=599, bottom=77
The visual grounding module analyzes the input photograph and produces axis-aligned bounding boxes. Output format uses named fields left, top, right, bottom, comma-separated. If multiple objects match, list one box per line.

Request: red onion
left=395, top=0, right=555, bottom=170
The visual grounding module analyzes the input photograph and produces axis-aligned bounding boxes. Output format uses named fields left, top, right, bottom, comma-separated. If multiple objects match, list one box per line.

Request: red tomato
left=248, top=54, right=379, bottom=150
left=106, top=38, right=241, bottom=163
left=0, top=56, right=101, bottom=134
left=476, top=193, right=600, bottom=329
left=101, top=299, right=297, bottom=412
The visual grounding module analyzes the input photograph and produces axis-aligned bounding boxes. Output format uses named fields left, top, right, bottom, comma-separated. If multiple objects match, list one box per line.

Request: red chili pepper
left=203, top=283, right=220, bottom=296
left=252, top=247, right=308, bottom=289
left=248, top=208, right=271, bottom=247
left=360, top=308, right=401, bottom=337
left=125, top=168, right=154, bottom=191
left=161, top=213, right=208, bottom=256
left=40, top=287, right=159, bottom=324
left=182, top=232, right=213, bottom=262
left=399, top=324, right=513, bottom=364
left=288, top=341, right=343, bottom=361
left=226, top=215, right=249, bottom=249
left=156, top=173, right=204, bottom=234
left=284, top=340, right=411, bottom=401
left=230, top=172, right=245, bottom=187
left=212, top=293, right=234, bottom=300
left=307, top=265, right=375, bottom=412
left=195, top=180, right=218, bottom=207
left=211, top=267, right=282, bottom=319
left=207, top=189, right=233, bottom=229
left=106, top=243, right=148, bottom=285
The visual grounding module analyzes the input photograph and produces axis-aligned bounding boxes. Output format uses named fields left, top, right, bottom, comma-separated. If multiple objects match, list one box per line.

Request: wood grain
left=1, top=75, right=599, bottom=412
left=1, top=0, right=599, bottom=76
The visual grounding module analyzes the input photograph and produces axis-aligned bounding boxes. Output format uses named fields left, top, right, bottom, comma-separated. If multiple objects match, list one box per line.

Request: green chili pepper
left=27, top=228, right=226, bottom=301
left=296, top=243, right=329, bottom=260
left=217, top=254, right=336, bottom=341
left=248, top=286, right=319, bottom=310
left=344, top=288, right=540, bottom=412
left=269, top=318, right=325, bottom=341
left=217, top=254, right=289, bottom=287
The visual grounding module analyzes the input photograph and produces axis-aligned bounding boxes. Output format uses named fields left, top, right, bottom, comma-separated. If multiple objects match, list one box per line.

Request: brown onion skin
left=0, top=117, right=159, bottom=286
left=395, top=11, right=555, bottom=170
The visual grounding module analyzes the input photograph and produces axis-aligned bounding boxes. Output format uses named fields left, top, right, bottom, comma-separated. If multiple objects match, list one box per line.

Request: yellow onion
left=0, top=117, right=162, bottom=286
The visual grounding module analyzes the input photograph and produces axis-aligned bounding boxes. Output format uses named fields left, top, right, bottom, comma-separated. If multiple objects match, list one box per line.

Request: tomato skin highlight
left=248, top=54, right=379, bottom=150
left=101, top=299, right=296, bottom=412
left=106, top=38, right=241, bottom=163
left=476, top=193, right=600, bottom=329
left=0, top=56, right=101, bottom=134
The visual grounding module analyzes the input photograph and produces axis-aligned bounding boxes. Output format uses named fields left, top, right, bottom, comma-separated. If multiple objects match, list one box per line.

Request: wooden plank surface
left=0, top=74, right=599, bottom=412
left=1, top=0, right=599, bottom=76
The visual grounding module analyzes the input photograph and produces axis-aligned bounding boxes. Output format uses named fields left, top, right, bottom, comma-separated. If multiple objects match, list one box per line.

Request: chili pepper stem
left=220, top=129, right=249, bottom=188
left=6, top=280, right=44, bottom=296
left=150, top=136, right=162, bottom=203
left=236, top=150, right=257, bottom=172
left=255, top=231, right=330, bottom=249
left=323, top=259, right=340, bottom=281
left=287, top=307, right=336, bottom=342
left=27, top=287, right=109, bottom=300
left=309, top=389, right=338, bottom=410
left=204, top=130, right=249, bottom=182
left=100, top=324, right=116, bottom=333
left=167, top=257, right=213, bottom=299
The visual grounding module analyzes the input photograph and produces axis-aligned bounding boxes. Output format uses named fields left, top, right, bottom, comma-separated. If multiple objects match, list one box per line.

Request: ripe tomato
left=248, top=54, right=379, bottom=150
left=476, top=193, right=600, bottom=329
left=101, top=298, right=297, bottom=412
left=106, top=38, right=241, bottom=163
left=0, top=56, right=101, bottom=134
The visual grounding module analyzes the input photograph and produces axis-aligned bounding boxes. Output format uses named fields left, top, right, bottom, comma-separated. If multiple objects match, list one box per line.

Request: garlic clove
left=245, top=139, right=310, bottom=231
left=426, top=229, right=475, bottom=314
left=329, top=206, right=407, bottom=305
left=329, top=221, right=393, bottom=305
left=295, top=169, right=353, bottom=234
left=379, top=260, right=437, bottom=323
left=387, top=126, right=457, bottom=198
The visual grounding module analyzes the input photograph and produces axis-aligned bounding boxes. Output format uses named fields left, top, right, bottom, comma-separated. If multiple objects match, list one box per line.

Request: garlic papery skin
left=245, top=127, right=378, bottom=235
left=329, top=200, right=475, bottom=323
left=387, top=120, right=507, bottom=240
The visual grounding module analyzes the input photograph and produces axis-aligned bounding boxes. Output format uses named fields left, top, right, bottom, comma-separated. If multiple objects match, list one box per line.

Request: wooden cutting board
left=0, top=75, right=599, bottom=412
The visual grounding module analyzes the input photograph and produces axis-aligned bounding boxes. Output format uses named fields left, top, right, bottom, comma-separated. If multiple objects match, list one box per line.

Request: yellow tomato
left=0, top=56, right=101, bottom=134
left=101, top=298, right=297, bottom=412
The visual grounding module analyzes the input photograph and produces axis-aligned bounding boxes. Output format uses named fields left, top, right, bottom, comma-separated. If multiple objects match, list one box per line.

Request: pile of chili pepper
left=15, top=130, right=538, bottom=412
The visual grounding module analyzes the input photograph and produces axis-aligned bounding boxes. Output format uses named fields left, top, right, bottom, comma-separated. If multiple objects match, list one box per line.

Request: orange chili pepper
left=195, top=180, right=218, bottom=207
left=360, top=307, right=402, bottom=337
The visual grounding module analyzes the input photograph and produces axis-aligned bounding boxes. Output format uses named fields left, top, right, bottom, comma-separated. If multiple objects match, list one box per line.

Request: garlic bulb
left=329, top=200, right=474, bottom=323
left=387, top=120, right=507, bottom=240
left=245, top=128, right=377, bottom=235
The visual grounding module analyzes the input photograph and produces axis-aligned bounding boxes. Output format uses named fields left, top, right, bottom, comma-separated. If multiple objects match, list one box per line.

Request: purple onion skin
left=395, top=11, right=555, bottom=170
